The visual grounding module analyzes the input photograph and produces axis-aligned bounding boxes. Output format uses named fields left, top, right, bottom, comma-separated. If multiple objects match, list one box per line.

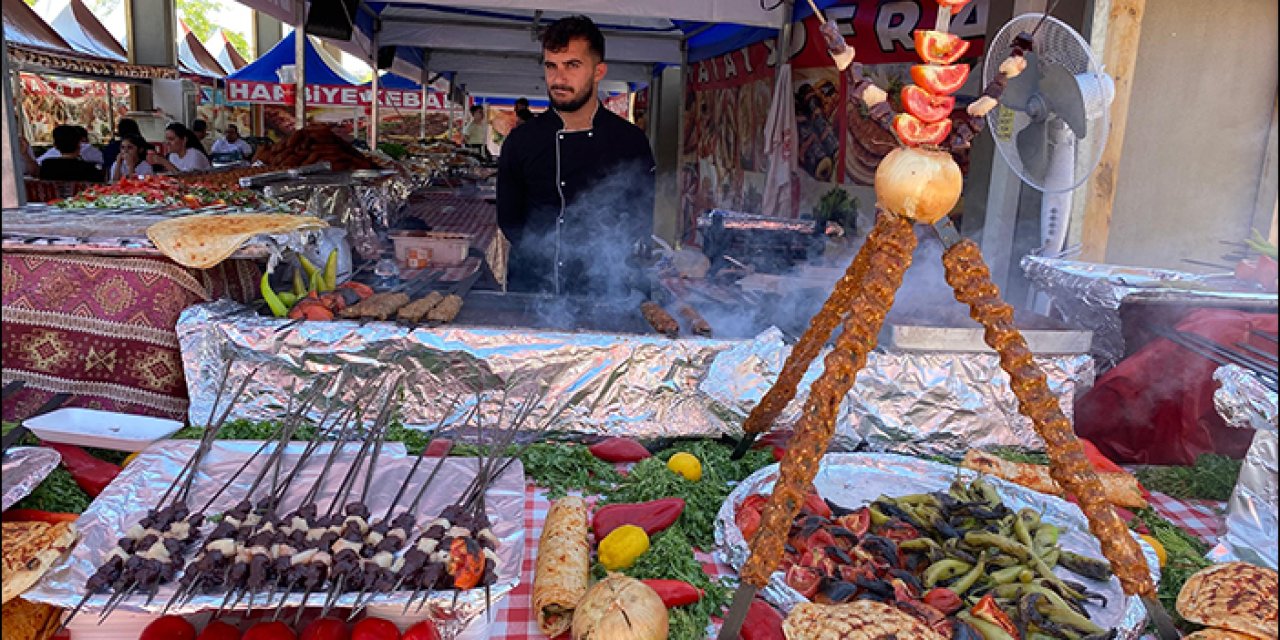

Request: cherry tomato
left=300, top=618, right=349, bottom=640
left=923, top=587, right=963, bottom=615
left=351, top=618, right=399, bottom=640
left=914, top=30, right=970, bottom=65
left=401, top=620, right=441, bottom=640
left=243, top=621, right=296, bottom=640
left=785, top=565, right=821, bottom=600
left=972, top=594, right=1020, bottom=636
left=901, top=85, right=957, bottom=123
left=837, top=509, right=871, bottom=536
left=196, top=621, right=241, bottom=640
left=736, top=507, right=762, bottom=539
left=910, top=64, right=971, bottom=96
left=893, top=113, right=952, bottom=147
left=140, top=616, right=197, bottom=640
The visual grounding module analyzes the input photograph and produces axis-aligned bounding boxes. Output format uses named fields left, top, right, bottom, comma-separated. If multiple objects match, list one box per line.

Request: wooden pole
left=1078, top=0, right=1146, bottom=263
left=294, top=0, right=306, bottom=129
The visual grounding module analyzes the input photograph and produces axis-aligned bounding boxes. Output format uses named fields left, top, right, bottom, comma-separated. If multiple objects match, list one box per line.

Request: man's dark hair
left=227, top=124, right=239, bottom=133
left=75, top=125, right=90, bottom=142
left=470, top=105, right=484, bottom=115
left=52, top=125, right=81, bottom=153
left=192, top=119, right=208, bottom=133
left=116, top=118, right=141, bottom=138
left=541, top=15, right=605, bottom=61
left=515, top=97, right=529, bottom=108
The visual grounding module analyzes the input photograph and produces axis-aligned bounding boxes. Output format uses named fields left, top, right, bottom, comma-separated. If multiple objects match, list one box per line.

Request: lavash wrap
left=534, top=496, right=591, bottom=637
left=146, top=213, right=327, bottom=269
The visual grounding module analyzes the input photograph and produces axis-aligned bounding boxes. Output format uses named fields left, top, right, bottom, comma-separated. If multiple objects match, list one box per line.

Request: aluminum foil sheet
left=2, top=446, right=62, bottom=511
left=178, top=300, right=737, bottom=437
left=1022, top=257, right=1278, bottom=370
left=24, top=439, right=524, bottom=623
left=714, top=453, right=1159, bottom=638
left=1210, top=364, right=1279, bottom=569
left=701, top=328, right=1094, bottom=456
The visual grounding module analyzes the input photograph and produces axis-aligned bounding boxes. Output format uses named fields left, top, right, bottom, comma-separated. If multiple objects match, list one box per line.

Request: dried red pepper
left=739, top=598, right=785, bottom=640
left=591, top=497, right=685, bottom=539
left=42, top=442, right=120, bottom=497
left=639, top=579, right=703, bottom=608
left=587, top=437, right=652, bottom=462
left=447, top=537, right=485, bottom=590
left=1, top=509, right=80, bottom=524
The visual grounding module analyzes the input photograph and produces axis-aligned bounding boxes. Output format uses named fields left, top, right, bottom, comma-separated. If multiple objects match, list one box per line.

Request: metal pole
left=369, top=30, right=379, bottom=148
left=2, top=31, right=28, bottom=207
left=294, top=0, right=306, bottom=129
left=419, top=52, right=430, bottom=141
left=106, top=81, right=117, bottom=138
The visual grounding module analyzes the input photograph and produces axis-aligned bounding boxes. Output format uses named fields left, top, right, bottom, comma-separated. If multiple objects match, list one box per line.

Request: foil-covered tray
left=2, top=446, right=62, bottom=511
left=25, top=440, right=524, bottom=623
left=714, top=453, right=1160, bottom=639
left=884, top=324, right=1093, bottom=355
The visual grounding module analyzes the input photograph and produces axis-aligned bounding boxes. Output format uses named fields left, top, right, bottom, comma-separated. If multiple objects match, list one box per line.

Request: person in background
left=39, top=125, right=105, bottom=182
left=102, top=118, right=142, bottom=171
left=17, top=135, right=39, bottom=176
left=514, top=97, right=534, bottom=126
left=76, top=126, right=105, bottom=168
left=210, top=124, right=254, bottom=161
left=148, top=122, right=211, bottom=173
left=191, top=119, right=210, bottom=155
left=463, top=105, right=487, bottom=153
left=108, top=135, right=154, bottom=181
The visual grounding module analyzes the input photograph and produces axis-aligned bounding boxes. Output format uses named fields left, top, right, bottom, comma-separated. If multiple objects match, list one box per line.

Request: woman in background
left=148, top=123, right=210, bottom=173
left=109, top=135, right=154, bottom=181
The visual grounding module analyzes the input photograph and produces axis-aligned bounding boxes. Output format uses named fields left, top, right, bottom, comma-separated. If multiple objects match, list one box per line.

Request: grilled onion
left=874, top=146, right=963, bottom=224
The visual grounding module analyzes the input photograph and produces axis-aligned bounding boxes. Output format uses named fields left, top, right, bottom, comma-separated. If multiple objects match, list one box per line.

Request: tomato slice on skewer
left=901, top=85, right=956, bottom=123
left=938, top=0, right=973, bottom=9
left=914, top=30, right=971, bottom=65
left=892, top=113, right=952, bottom=147
left=910, top=64, right=971, bottom=96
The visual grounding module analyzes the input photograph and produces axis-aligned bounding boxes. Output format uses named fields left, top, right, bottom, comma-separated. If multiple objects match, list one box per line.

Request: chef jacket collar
left=549, top=98, right=602, bottom=132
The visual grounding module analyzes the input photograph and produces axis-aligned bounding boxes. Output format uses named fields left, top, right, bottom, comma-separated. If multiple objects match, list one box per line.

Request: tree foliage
left=177, top=0, right=253, bottom=60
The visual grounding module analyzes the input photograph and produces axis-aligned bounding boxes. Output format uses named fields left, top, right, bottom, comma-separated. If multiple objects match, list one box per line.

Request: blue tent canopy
left=227, top=31, right=359, bottom=85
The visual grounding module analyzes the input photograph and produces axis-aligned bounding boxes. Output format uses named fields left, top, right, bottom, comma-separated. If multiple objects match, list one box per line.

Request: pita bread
left=961, top=449, right=1148, bottom=508
left=1177, top=562, right=1278, bottom=639
left=783, top=601, right=947, bottom=640
left=1, top=597, right=62, bottom=640
left=533, top=497, right=591, bottom=638
left=147, top=213, right=326, bottom=269
left=2, top=521, right=77, bottom=604
left=1184, top=629, right=1267, bottom=640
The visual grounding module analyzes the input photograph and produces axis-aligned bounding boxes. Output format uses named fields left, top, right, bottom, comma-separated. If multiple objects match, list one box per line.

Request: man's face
left=543, top=37, right=606, bottom=113
left=226, top=127, right=239, bottom=142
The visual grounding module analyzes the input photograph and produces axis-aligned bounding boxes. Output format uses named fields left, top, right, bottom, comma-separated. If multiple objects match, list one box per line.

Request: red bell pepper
left=640, top=579, right=703, bottom=608
left=739, top=598, right=785, bottom=640
left=1, top=509, right=80, bottom=524
left=42, top=442, right=121, bottom=497
left=587, top=437, right=651, bottom=463
left=425, top=438, right=453, bottom=457
left=592, top=497, right=685, bottom=539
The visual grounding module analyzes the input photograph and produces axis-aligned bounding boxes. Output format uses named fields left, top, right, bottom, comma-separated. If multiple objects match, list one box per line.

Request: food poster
left=196, top=88, right=253, bottom=137
left=20, top=74, right=129, bottom=145
left=632, top=86, right=650, bottom=132
left=602, top=92, right=632, bottom=122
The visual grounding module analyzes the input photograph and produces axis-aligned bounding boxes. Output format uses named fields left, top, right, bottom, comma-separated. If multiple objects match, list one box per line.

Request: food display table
left=400, top=190, right=508, bottom=289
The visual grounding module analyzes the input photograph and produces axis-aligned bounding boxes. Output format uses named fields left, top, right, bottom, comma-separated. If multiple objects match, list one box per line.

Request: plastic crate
left=389, top=231, right=471, bottom=267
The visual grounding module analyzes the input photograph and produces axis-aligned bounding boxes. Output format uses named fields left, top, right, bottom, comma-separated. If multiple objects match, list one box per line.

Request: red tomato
left=737, top=504, right=762, bottom=539
left=802, top=529, right=837, bottom=555
left=242, top=622, right=296, bottom=640
left=910, top=64, right=971, bottom=96
left=837, top=509, right=870, bottom=536
left=972, top=594, right=1019, bottom=636
left=401, top=621, right=441, bottom=640
left=424, top=438, right=453, bottom=457
left=801, top=491, right=832, bottom=518
left=140, top=616, right=197, bottom=640
left=938, top=0, right=973, bottom=8
left=785, top=566, right=821, bottom=599
left=196, top=621, right=241, bottom=640
left=923, top=587, right=963, bottom=615
left=893, top=114, right=952, bottom=147
left=901, top=85, right=956, bottom=123
left=740, top=494, right=769, bottom=513
left=300, top=618, right=349, bottom=640
left=878, top=519, right=921, bottom=543
left=913, top=30, right=970, bottom=65
left=350, top=618, right=399, bottom=640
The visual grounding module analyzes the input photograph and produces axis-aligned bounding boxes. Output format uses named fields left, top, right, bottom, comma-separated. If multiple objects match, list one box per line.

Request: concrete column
left=3, top=30, right=27, bottom=207
left=125, top=0, right=176, bottom=110
left=253, top=12, right=284, bottom=59
left=652, top=65, right=683, bottom=246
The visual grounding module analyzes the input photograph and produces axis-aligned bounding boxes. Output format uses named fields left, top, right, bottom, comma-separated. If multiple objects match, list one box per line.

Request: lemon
left=1140, top=534, right=1167, bottom=568
left=667, top=452, right=702, bottom=482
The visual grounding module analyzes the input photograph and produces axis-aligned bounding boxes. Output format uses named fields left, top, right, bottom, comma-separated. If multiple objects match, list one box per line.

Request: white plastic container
left=23, top=408, right=183, bottom=452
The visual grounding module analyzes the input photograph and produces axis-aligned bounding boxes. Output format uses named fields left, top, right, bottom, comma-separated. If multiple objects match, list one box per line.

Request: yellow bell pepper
left=598, top=524, right=650, bottom=570
left=667, top=452, right=703, bottom=482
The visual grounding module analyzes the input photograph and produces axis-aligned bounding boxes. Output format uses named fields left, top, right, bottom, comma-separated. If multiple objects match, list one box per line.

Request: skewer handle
left=804, top=0, right=826, bottom=24
left=936, top=5, right=952, bottom=33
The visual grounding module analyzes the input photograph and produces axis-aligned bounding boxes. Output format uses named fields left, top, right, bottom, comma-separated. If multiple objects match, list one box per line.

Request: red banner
left=688, top=41, right=775, bottom=92
left=226, top=80, right=452, bottom=109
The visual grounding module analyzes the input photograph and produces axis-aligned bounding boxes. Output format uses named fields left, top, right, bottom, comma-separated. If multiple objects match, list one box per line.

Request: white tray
left=23, top=408, right=182, bottom=452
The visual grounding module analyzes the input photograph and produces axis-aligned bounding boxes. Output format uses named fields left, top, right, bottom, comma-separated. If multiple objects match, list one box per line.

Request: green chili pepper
left=869, top=505, right=890, bottom=527
left=956, top=612, right=1017, bottom=640
left=298, top=254, right=320, bottom=281
left=949, top=550, right=988, bottom=595
left=1033, top=523, right=1060, bottom=550
left=308, top=269, right=322, bottom=295
left=924, top=558, right=972, bottom=587
left=1014, top=510, right=1036, bottom=550
left=278, top=291, right=298, bottom=308
left=1008, top=583, right=1107, bottom=634
left=261, top=272, right=288, bottom=317
left=323, top=249, right=338, bottom=291
left=292, top=268, right=306, bottom=297
left=989, top=565, right=1025, bottom=585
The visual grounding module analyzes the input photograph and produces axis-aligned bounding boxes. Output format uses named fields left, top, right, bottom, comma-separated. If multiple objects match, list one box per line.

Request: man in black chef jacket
left=497, top=15, right=656, bottom=296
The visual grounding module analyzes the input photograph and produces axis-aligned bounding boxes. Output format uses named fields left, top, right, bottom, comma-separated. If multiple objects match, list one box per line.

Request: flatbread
left=1177, top=562, right=1278, bottom=639
left=2, top=521, right=77, bottom=604
left=783, top=601, right=947, bottom=640
left=1185, top=629, right=1268, bottom=640
left=1, top=597, right=63, bottom=640
left=147, top=213, right=326, bottom=269
left=961, top=449, right=1148, bottom=508
left=533, top=496, right=591, bottom=637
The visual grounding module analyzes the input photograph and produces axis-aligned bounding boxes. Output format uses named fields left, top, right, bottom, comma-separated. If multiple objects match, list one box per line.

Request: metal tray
left=2, top=447, right=62, bottom=511
left=884, top=323, right=1094, bottom=354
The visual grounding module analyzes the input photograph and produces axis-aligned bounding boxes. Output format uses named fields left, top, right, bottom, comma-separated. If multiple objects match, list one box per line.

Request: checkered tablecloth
left=485, top=483, right=1228, bottom=640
